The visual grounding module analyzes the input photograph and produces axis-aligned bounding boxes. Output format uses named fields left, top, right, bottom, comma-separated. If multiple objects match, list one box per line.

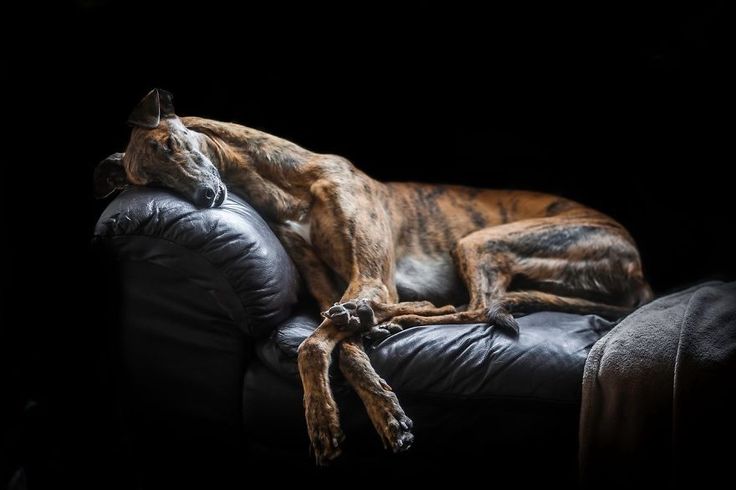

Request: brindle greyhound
left=95, top=89, right=652, bottom=465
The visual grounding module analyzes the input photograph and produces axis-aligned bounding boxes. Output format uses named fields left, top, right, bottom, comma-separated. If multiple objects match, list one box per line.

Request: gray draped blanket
left=579, top=281, right=736, bottom=488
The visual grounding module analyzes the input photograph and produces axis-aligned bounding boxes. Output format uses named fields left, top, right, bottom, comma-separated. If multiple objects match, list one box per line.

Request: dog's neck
left=182, top=117, right=315, bottom=222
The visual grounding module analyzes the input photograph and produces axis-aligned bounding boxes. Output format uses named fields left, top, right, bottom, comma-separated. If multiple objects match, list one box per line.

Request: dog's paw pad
left=392, top=428, right=415, bottom=453
left=355, top=300, right=376, bottom=327
left=324, top=303, right=350, bottom=326
left=382, top=323, right=403, bottom=334
left=363, top=323, right=403, bottom=342
left=323, top=299, right=375, bottom=331
left=375, top=405, right=414, bottom=454
left=306, top=396, right=345, bottom=466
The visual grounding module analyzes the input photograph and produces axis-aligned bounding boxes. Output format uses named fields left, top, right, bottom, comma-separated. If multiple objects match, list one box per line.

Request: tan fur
left=101, top=104, right=652, bottom=465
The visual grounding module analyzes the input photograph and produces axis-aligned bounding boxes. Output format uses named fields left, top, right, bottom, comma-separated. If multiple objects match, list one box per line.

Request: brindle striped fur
left=96, top=89, right=652, bottom=465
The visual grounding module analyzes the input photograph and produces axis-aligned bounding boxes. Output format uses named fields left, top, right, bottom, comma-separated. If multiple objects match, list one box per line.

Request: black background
left=4, top=1, right=733, bottom=487
left=9, top=2, right=733, bottom=291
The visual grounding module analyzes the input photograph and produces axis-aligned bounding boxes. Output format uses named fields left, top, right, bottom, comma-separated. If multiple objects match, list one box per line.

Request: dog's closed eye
left=147, top=138, right=173, bottom=154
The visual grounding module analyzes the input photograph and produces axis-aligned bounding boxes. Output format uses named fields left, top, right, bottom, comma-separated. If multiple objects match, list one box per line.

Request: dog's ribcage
left=395, top=254, right=467, bottom=306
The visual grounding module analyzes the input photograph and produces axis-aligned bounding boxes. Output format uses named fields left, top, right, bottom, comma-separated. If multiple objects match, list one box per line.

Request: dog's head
left=94, top=89, right=227, bottom=208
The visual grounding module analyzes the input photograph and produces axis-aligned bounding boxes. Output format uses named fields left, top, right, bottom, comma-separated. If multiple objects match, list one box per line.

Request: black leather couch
left=93, top=187, right=617, bottom=486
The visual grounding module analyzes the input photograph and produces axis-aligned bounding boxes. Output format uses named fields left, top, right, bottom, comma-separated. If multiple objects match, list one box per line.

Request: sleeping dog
left=96, top=89, right=652, bottom=464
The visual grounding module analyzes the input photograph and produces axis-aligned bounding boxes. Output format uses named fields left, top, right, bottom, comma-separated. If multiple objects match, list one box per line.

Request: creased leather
left=94, top=186, right=301, bottom=336
left=258, top=311, right=613, bottom=404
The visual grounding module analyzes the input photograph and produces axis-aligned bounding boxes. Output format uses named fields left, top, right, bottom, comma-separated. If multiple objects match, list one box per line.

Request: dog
left=95, top=89, right=652, bottom=465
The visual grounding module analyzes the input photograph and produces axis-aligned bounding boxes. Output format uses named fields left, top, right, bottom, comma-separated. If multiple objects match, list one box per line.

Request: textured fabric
left=579, top=281, right=736, bottom=488
left=94, top=186, right=301, bottom=336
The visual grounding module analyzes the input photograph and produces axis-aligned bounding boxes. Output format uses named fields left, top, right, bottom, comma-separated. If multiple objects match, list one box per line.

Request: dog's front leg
left=297, top=278, right=395, bottom=462
left=298, top=292, right=417, bottom=465
left=273, top=224, right=342, bottom=311
left=279, top=220, right=416, bottom=460
left=298, top=176, right=416, bottom=463
left=297, top=318, right=353, bottom=465
left=338, top=336, right=414, bottom=452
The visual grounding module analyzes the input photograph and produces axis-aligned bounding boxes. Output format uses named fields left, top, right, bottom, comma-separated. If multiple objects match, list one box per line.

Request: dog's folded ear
left=128, top=88, right=175, bottom=128
left=94, top=152, right=128, bottom=199
left=158, top=89, right=175, bottom=118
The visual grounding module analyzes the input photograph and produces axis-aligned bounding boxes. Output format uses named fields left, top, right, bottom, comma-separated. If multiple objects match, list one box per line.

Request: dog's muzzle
left=195, top=184, right=227, bottom=208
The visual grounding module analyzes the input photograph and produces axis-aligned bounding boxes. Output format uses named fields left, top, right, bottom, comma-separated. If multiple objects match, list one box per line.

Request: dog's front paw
left=322, top=299, right=376, bottom=332
left=305, top=395, right=345, bottom=466
left=364, top=382, right=414, bottom=453
left=363, top=323, right=404, bottom=342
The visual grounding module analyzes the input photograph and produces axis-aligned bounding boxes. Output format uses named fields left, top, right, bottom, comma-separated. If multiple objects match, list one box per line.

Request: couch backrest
left=94, top=186, right=301, bottom=337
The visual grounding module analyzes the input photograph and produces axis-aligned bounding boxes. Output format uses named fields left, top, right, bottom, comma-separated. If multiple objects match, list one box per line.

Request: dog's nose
left=195, top=186, right=217, bottom=208
left=214, top=184, right=227, bottom=207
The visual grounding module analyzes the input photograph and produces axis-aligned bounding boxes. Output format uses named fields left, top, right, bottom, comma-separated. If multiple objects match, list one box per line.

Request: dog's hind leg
left=387, top=293, right=631, bottom=329
left=388, top=217, right=650, bottom=333
left=487, top=290, right=632, bottom=319
left=323, top=299, right=456, bottom=341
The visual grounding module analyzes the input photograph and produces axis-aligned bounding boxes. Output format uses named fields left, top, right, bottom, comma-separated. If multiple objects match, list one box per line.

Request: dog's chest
left=284, top=219, right=312, bottom=245
left=395, top=254, right=467, bottom=306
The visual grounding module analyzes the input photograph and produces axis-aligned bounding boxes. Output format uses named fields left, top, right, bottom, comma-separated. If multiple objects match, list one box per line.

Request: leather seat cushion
left=256, top=311, right=613, bottom=403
